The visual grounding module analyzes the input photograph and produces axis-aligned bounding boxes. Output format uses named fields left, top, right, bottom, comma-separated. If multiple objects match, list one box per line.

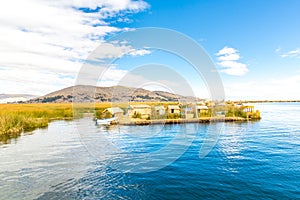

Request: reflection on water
left=0, top=103, right=300, bottom=199
left=220, top=124, right=246, bottom=159
left=0, top=121, right=92, bottom=199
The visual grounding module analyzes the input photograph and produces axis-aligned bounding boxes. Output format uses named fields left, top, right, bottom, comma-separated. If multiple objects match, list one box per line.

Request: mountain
left=0, top=94, right=37, bottom=104
left=28, top=85, right=201, bottom=103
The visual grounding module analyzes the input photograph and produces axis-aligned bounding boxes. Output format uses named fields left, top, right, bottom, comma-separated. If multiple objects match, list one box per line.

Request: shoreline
left=233, top=100, right=300, bottom=103
left=116, top=117, right=256, bottom=126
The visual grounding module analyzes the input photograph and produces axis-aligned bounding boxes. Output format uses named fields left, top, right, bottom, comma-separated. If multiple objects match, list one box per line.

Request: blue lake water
left=1, top=103, right=300, bottom=199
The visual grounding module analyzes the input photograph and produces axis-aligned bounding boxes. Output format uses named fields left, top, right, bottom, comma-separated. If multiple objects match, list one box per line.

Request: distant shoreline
left=232, top=100, right=300, bottom=103
left=3, top=100, right=300, bottom=105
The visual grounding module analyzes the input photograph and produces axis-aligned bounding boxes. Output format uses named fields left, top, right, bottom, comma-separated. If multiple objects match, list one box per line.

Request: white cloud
left=216, top=46, right=237, bottom=55
left=280, top=48, right=300, bottom=58
left=129, top=49, right=151, bottom=56
left=71, top=0, right=149, bottom=14
left=218, top=61, right=248, bottom=76
left=101, top=66, right=128, bottom=82
left=218, top=53, right=240, bottom=61
left=89, top=43, right=134, bottom=61
left=0, top=0, right=149, bottom=95
left=216, top=46, right=248, bottom=76
left=87, top=42, right=151, bottom=61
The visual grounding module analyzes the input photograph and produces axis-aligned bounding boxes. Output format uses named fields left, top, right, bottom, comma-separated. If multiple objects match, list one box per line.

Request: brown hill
left=28, top=85, right=200, bottom=103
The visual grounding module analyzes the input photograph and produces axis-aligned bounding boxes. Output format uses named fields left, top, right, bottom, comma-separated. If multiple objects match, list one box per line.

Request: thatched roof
left=103, top=107, right=124, bottom=114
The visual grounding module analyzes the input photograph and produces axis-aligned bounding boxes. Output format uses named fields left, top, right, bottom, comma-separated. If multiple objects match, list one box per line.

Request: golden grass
left=0, top=102, right=124, bottom=142
left=0, top=103, right=73, bottom=142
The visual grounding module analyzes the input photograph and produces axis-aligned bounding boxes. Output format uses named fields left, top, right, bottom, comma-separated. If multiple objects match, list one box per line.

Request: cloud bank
left=0, top=0, right=149, bottom=95
left=216, top=46, right=248, bottom=76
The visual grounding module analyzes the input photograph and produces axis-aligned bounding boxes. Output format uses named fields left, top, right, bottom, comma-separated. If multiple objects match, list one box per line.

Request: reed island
left=0, top=101, right=260, bottom=143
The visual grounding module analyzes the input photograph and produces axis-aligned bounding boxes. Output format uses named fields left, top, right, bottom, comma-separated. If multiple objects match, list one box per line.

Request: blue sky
left=0, top=0, right=299, bottom=100
left=129, top=0, right=300, bottom=99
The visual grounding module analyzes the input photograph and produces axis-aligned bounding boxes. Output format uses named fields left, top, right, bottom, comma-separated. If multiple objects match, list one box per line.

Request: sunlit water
left=1, top=103, right=300, bottom=199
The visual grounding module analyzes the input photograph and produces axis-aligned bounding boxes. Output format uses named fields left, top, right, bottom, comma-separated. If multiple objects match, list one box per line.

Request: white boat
left=96, top=117, right=117, bottom=125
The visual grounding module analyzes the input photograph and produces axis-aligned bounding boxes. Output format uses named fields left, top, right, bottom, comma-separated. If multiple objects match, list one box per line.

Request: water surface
left=1, top=103, right=300, bottom=199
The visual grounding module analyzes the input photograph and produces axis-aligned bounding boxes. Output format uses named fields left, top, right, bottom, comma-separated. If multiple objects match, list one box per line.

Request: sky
left=0, top=0, right=300, bottom=100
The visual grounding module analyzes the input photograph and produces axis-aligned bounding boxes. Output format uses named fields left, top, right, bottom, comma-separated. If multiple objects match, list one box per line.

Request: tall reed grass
left=0, top=103, right=74, bottom=143
left=0, top=102, right=116, bottom=143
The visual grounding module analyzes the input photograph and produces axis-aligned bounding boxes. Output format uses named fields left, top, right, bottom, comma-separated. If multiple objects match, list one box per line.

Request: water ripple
left=1, top=103, right=300, bottom=199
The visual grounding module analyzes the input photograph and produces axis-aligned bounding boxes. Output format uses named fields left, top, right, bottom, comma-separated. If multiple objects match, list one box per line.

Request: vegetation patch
left=0, top=103, right=74, bottom=143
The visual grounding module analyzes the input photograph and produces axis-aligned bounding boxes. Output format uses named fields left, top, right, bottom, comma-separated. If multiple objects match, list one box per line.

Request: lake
left=1, top=103, right=300, bottom=199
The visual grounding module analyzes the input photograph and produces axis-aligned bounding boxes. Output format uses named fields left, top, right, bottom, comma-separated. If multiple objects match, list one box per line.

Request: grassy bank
left=0, top=103, right=74, bottom=143
left=0, top=103, right=115, bottom=143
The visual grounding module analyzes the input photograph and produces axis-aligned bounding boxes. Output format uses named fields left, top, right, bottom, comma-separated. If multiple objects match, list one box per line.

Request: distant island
left=0, top=85, right=264, bottom=143
left=3, top=84, right=299, bottom=143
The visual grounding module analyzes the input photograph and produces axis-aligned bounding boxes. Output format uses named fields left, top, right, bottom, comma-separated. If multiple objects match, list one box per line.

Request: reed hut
left=167, top=105, right=180, bottom=114
left=128, top=105, right=151, bottom=119
left=102, top=107, right=124, bottom=118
